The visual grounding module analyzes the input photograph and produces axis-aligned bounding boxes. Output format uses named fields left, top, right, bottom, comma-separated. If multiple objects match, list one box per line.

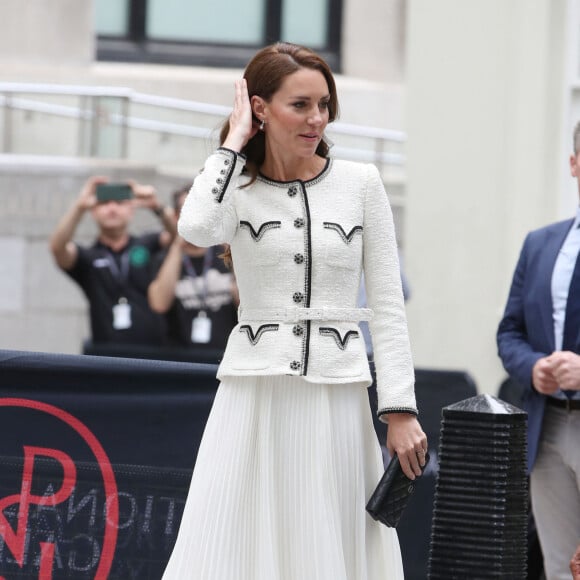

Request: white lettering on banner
left=68, top=534, right=100, bottom=571
left=67, top=489, right=98, bottom=527
left=0, top=481, right=187, bottom=577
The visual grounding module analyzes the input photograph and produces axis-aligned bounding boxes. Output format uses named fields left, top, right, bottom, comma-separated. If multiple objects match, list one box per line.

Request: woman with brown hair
left=162, top=42, right=427, bottom=580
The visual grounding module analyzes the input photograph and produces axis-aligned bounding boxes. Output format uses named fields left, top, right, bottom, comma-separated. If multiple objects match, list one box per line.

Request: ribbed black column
left=428, top=394, right=527, bottom=579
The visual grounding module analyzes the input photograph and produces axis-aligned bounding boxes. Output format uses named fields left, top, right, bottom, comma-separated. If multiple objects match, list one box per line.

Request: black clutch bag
left=366, top=452, right=429, bottom=527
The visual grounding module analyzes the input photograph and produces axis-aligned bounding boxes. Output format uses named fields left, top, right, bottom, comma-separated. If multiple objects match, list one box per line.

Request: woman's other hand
left=386, top=413, right=428, bottom=480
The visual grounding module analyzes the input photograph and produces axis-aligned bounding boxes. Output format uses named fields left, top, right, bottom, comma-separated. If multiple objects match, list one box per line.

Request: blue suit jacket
left=497, top=218, right=575, bottom=473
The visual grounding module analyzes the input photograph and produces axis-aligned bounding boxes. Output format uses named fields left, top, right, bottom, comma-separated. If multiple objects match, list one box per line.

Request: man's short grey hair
left=573, top=121, right=580, bottom=155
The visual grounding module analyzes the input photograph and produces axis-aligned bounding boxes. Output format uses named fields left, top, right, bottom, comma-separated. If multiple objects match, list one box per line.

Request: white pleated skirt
left=162, top=375, right=404, bottom=580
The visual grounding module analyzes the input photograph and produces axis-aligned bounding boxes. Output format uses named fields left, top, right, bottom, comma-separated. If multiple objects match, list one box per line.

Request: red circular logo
left=0, top=398, right=118, bottom=580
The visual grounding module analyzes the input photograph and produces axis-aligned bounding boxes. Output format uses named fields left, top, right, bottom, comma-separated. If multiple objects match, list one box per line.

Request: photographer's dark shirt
left=66, top=233, right=166, bottom=345
left=152, top=248, right=237, bottom=353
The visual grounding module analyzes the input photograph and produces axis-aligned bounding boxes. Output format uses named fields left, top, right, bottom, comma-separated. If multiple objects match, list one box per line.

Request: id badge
left=113, top=298, right=132, bottom=330
left=191, top=311, right=212, bottom=343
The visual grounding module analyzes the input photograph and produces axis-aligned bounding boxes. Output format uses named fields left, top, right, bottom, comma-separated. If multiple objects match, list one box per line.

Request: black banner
left=0, top=349, right=218, bottom=580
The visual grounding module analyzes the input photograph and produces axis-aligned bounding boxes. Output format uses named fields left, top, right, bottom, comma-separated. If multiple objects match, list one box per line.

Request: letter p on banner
left=0, top=446, right=76, bottom=579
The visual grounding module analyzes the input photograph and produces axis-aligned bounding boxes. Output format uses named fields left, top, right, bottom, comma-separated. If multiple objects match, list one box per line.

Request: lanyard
left=105, top=249, right=131, bottom=291
left=181, top=248, right=214, bottom=310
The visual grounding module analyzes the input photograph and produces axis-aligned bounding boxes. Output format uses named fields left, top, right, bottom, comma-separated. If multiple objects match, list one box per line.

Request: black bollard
left=427, top=394, right=528, bottom=579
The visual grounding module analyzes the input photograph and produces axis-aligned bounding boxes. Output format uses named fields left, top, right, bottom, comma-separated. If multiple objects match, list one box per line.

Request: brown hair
left=219, top=42, right=339, bottom=184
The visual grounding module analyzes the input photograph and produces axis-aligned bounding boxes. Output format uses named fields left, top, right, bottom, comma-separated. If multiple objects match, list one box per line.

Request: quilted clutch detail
left=366, top=452, right=429, bottom=527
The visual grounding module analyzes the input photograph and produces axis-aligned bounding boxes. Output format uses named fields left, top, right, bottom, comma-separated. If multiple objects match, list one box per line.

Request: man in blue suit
left=498, top=122, right=580, bottom=579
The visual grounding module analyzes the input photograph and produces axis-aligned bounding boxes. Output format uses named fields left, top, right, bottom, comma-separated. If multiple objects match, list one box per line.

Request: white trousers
left=530, top=405, right=580, bottom=580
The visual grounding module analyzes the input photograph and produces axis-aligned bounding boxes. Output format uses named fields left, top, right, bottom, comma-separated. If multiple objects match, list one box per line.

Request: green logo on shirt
left=129, top=246, right=150, bottom=267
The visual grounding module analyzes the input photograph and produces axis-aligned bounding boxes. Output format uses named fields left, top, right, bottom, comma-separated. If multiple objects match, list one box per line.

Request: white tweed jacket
left=178, top=148, right=417, bottom=418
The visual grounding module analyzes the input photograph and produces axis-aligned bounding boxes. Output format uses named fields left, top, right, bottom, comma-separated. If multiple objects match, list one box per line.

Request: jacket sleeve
left=177, top=148, right=245, bottom=247
left=496, top=234, right=545, bottom=389
left=362, top=164, right=417, bottom=419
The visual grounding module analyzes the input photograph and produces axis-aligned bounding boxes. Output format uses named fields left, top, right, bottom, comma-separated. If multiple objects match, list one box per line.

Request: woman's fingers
left=224, top=79, right=255, bottom=151
left=415, top=446, right=427, bottom=468
left=399, top=445, right=428, bottom=480
left=385, top=414, right=428, bottom=480
left=397, top=451, right=418, bottom=480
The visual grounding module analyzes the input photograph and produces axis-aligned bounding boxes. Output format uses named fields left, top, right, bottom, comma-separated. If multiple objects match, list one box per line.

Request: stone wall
left=0, top=155, right=187, bottom=354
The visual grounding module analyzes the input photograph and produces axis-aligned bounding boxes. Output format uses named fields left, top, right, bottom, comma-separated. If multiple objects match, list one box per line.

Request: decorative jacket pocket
left=322, top=222, right=363, bottom=269
left=230, top=323, right=280, bottom=371
left=318, top=326, right=364, bottom=378
left=239, top=323, right=280, bottom=345
left=239, top=220, right=281, bottom=265
left=319, top=327, right=360, bottom=350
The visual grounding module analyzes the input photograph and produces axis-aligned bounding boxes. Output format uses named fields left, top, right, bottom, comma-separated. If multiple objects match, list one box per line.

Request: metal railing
left=0, top=82, right=406, bottom=170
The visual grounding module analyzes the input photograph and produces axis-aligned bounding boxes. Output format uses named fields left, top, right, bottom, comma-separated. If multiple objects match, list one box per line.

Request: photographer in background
left=50, top=175, right=176, bottom=349
left=148, top=185, right=238, bottom=362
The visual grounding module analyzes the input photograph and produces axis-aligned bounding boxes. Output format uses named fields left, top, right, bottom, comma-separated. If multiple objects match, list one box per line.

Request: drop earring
left=259, top=119, right=265, bottom=131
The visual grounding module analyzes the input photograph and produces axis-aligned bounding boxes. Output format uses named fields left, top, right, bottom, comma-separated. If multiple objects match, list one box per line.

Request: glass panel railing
left=0, top=83, right=406, bottom=192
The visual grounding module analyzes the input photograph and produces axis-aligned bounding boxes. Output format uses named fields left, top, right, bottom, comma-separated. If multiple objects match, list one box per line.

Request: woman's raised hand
left=222, top=79, right=259, bottom=153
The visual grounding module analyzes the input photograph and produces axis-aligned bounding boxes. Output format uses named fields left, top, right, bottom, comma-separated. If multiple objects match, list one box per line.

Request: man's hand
left=531, top=357, right=559, bottom=394
left=129, top=181, right=176, bottom=243
left=546, top=351, right=580, bottom=391
left=50, top=175, right=107, bottom=270
left=130, top=182, right=160, bottom=211
left=76, top=176, right=108, bottom=211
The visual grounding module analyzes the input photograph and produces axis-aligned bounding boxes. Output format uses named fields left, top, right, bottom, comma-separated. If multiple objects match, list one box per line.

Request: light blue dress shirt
left=551, top=206, right=580, bottom=398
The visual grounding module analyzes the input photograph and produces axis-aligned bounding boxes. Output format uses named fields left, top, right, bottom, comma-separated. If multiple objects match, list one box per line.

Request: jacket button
left=292, top=292, right=304, bottom=303
left=292, top=324, right=304, bottom=336
left=294, top=218, right=305, bottom=228
left=294, top=253, right=304, bottom=264
left=290, top=360, right=301, bottom=370
left=288, top=186, right=298, bottom=197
